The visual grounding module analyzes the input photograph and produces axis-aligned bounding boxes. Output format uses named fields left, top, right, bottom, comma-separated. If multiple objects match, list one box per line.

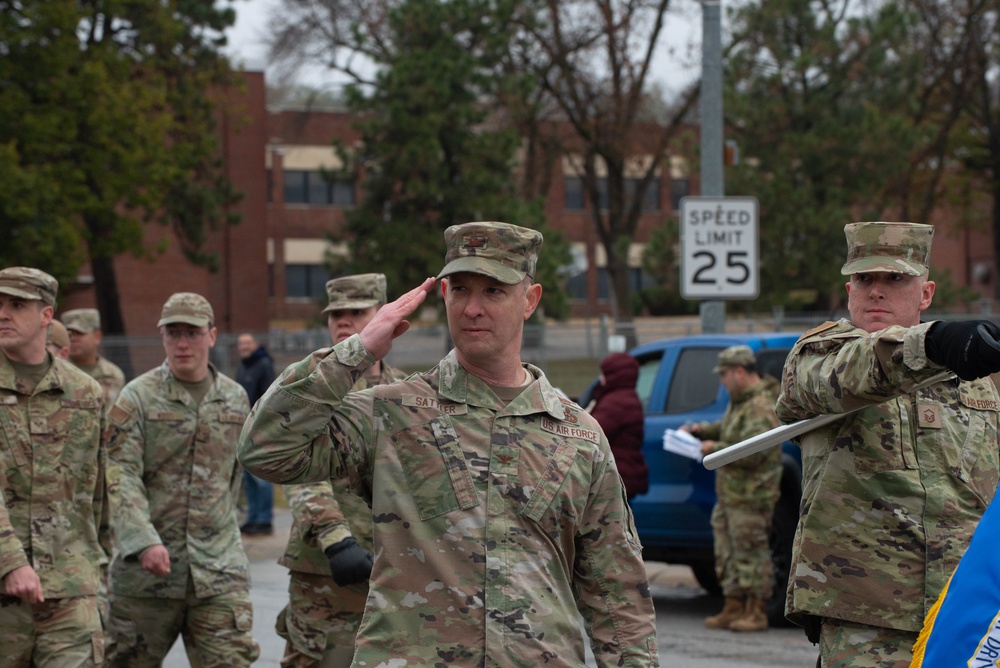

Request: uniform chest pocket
left=851, top=400, right=908, bottom=476
left=54, top=399, right=103, bottom=484
left=521, top=444, right=578, bottom=523
left=953, top=410, right=999, bottom=504
left=393, top=417, right=479, bottom=520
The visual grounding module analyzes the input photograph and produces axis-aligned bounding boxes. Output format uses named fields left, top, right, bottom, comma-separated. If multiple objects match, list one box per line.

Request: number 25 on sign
left=680, top=197, right=759, bottom=300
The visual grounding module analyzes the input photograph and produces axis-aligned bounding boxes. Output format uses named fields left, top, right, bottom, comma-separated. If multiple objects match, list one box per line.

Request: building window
left=627, top=178, right=660, bottom=212
left=285, top=264, right=331, bottom=298
left=284, top=170, right=356, bottom=206
left=594, top=267, right=655, bottom=301
left=284, top=170, right=308, bottom=204
left=566, top=270, right=587, bottom=299
left=670, top=178, right=690, bottom=212
left=597, top=268, right=610, bottom=299
left=568, top=176, right=659, bottom=212
left=565, top=176, right=584, bottom=210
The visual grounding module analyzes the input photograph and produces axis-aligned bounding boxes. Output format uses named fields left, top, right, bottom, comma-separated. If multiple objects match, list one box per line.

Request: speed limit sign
left=680, top=197, right=759, bottom=299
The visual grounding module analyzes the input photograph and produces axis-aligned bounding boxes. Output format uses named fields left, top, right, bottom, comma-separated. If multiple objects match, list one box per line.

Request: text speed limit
left=680, top=197, right=759, bottom=299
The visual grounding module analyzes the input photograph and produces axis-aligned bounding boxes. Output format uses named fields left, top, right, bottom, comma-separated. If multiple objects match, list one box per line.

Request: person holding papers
left=683, top=345, right=781, bottom=633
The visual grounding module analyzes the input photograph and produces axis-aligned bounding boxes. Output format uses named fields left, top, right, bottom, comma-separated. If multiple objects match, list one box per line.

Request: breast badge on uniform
left=918, top=403, right=941, bottom=429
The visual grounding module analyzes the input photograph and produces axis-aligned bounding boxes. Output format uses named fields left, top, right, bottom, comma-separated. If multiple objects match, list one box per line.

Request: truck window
left=636, top=355, right=662, bottom=413
left=663, top=347, right=725, bottom=414
left=755, top=348, right=791, bottom=381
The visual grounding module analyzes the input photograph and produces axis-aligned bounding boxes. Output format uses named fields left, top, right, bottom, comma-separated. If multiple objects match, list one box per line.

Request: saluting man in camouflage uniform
left=686, top=345, right=781, bottom=633
left=277, top=273, right=408, bottom=668
left=62, top=308, right=126, bottom=413
left=777, top=222, right=1000, bottom=667
left=0, top=267, right=112, bottom=667
left=104, top=292, right=258, bottom=667
left=240, top=222, right=659, bottom=667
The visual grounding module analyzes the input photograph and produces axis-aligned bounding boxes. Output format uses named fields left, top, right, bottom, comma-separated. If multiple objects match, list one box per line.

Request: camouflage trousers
left=105, top=585, right=259, bottom=668
left=276, top=570, right=368, bottom=668
left=710, top=501, right=773, bottom=598
left=818, top=619, right=915, bottom=668
left=0, top=593, right=103, bottom=668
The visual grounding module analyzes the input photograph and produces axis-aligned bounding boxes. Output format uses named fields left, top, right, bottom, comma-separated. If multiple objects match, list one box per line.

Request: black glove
left=324, top=537, right=374, bottom=586
left=925, top=320, right=1000, bottom=381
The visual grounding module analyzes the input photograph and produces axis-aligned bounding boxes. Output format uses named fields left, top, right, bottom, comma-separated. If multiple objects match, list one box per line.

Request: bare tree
left=509, top=0, right=699, bottom=328
left=264, top=0, right=701, bottom=329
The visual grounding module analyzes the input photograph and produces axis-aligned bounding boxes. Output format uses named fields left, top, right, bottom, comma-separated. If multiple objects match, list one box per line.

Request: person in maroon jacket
left=589, top=352, right=648, bottom=500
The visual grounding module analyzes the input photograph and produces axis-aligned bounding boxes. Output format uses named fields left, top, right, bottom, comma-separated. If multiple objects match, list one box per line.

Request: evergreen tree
left=0, top=0, right=241, bottom=333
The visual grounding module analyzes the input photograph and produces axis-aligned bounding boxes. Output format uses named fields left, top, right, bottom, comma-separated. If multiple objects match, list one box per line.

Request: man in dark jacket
left=589, top=352, right=648, bottom=499
left=235, top=333, right=276, bottom=535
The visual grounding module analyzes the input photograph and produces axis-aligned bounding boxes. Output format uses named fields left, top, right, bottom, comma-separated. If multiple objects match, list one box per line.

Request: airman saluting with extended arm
left=240, top=222, right=659, bottom=667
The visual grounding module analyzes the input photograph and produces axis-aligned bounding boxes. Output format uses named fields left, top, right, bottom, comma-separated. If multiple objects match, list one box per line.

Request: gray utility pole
left=699, top=0, right=726, bottom=333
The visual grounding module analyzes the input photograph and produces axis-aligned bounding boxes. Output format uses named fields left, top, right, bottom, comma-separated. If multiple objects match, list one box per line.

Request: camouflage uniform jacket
left=239, top=335, right=659, bottom=667
left=279, top=363, right=408, bottom=575
left=0, top=352, right=112, bottom=598
left=699, top=376, right=782, bottom=509
left=776, top=319, right=1000, bottom=632
left=83, top=355, right=126, bottom=416
left=106, top=361, right=250, bottom=599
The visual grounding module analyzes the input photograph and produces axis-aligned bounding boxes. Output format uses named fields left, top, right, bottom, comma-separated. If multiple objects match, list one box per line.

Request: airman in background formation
left=276, top=273, right=407, bottom=667
left=62, top=308, right=126, bottom=413
left=46, top=318, right=70, bottom=360
left=0, top=267, right=112, bottom=667
left=104, top=292, right=258, bottom=667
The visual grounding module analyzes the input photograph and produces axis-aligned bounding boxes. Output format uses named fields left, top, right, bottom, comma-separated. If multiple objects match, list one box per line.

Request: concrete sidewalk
left=165, top=507, right=700, bottom=665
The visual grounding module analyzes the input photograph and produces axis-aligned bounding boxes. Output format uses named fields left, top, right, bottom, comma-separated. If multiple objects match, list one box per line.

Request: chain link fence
left=98, top=306, right=999, bottom=385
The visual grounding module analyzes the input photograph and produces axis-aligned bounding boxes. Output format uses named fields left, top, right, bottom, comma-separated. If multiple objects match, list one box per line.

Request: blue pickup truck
left=579, top=332, right=803, bottom=626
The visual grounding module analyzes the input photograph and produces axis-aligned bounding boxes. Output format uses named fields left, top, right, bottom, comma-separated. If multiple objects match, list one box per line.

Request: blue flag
left=912, top=498, right=1000, bottom=667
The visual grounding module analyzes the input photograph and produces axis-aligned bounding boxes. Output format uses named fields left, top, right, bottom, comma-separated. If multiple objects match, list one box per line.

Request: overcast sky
left=223, top=0, right=703, bottom=93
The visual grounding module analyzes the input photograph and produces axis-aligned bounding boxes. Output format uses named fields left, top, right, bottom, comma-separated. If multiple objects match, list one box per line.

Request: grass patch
left=542, top=358, right=600, bottom=400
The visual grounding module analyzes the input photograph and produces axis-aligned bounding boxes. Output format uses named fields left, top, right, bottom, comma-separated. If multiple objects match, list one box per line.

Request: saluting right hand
left=359, top=278, right=436, bottom=361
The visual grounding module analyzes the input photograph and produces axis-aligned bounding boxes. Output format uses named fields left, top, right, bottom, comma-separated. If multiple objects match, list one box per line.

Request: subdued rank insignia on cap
left=463, top=234, right=489, bottom=250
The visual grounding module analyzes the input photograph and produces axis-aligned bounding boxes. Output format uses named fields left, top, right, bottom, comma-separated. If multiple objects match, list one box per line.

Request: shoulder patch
left=801, top=321, right=840, bottom=339
left=108, top=401, right=135, bottom=428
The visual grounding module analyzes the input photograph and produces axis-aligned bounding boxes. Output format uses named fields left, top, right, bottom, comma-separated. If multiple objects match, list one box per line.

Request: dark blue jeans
left=242, top=470, right=273, bottom=525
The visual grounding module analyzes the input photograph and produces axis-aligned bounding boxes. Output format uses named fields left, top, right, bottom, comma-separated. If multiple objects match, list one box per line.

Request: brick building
left=57, top=70, right=996, bottom=335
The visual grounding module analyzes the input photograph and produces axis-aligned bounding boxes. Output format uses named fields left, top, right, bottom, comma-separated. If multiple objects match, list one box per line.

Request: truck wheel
left=690, top=560, right=721, bottom=595
left=767, top=455, right=801, bottom=627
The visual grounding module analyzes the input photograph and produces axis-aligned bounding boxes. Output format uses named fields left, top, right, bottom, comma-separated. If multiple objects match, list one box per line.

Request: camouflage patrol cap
left=157, top=292, right=214, bottom=328
left=48, top=320, right=70, bottom=349
left=322, top=274, right=387, bottom=314
left=438, top=221, right=543, bottom=285
left=712, top=345, right=756, bottom=373
left=841, top=222, right=934, bottom=276
left=0, top=267, right=58, bottom=306
left=62, top=308, right=101, bottom=333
